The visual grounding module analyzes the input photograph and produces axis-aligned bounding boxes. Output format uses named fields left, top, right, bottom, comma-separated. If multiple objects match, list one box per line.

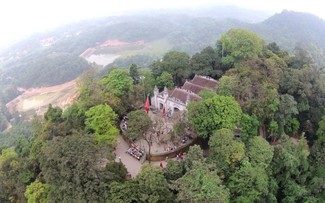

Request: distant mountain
left=252, top=10, right=325, bottom=51
left=1, top=8, right=325, bottom=94
left=191, top=5, right=271, bottom=23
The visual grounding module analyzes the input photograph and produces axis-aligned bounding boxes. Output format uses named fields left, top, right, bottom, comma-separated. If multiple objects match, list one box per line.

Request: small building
left=151, top=75, right=218, bottom=115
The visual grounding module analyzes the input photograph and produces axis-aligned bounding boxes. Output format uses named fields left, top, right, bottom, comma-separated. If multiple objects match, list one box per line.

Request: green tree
left=217, top=75, right=236, bottom=96
left=62, top=103, right=86, bottom=130
left=190, top=46, right=222, bottom=78
left=101, top=69, right=133, bottom=97
left=126, top=110, right=152, bottom=141
left=0, top=148, right=26, bottom=202
left=156, top=71, right=174, bottom=90
left=240, top=113, right=259, bottom=142
left=85, top=104, right=119, bottom=146
left=217, top=29, right=265, bottom=66
left=39, top=134, right=125, bottom=202
left=151, top=51, right=190, bottom=86
left=277, top=94, right=299, bottom=135
left=173, top=161, right=229, bottom=203
left=163, top=160, right=185, bottom=181
left=227, top=163, right=269, bottom=202
left=183, top=145, right=205, bottom=171
left=271, top=135, right=311, bottom=202
left=129, top=63, right=140, bottom=85
left=24, top=179, right=49, bottom=203
left=188, top=94, right=242, bottom=139
left=246, top=136, right=274, bottom=168
left=44, top=104, right=63, bottom=123
left=108, top=180, right=140, bottom=203
left=208, top=129, right=245, bottom=175
left=136, top=164, right=173, bottom=203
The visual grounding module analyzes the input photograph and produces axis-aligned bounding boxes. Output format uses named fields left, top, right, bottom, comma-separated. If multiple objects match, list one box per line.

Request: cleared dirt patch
left=6, top=80, right=78, bottom=115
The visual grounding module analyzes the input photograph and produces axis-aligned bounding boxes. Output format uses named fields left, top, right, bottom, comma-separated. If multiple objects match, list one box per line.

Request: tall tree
left=85, top=104, right=119, bottom=146
left=271, top=135, right=311, bottom=202
left=227, top=163, right=269, bottom=202
left=217, top=29, right=265, bottom=66
left=208, top=129, right=245, bottom=175
left=24, top=179, right=49, bottom=203
left=39, top=134, right=125, bottom=202
left=136, top=164, right=173, bottom=203
left=129, top=63, right=140, bottom=85
left=246, top=136, right=274, bottom=168
left=156, top=71, right=174, bottom=90
left=173, top=161, right=229, bottom=203
left=190, top=46, right=222, bottom=78
left=126, top=110, right=152, bottom=141
left=188, top=94, right=242, bottom=139
left=101, top=69, right=133, bottom=97
left=151, top=51, right=190, bottom=86
left=0, top=148, right=26, bottom=202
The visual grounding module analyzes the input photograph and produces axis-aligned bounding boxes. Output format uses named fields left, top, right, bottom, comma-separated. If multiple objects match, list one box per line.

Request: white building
left=151, top=75, right=218, bottom=115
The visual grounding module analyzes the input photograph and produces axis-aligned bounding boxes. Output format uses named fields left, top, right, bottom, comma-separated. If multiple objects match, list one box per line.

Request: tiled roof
left=169, top=88, right=201, bottom=104
left=182, top=81, right=205, bottom=94
left=191, top=75, right=218, bottom=90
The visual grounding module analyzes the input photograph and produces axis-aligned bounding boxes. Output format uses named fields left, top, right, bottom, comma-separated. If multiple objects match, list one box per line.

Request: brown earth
left=6, top=79, right=78, bottom=116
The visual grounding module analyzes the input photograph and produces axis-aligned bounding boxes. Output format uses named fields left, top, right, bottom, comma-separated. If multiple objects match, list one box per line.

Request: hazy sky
left=0, top=0, right=324, bottom=50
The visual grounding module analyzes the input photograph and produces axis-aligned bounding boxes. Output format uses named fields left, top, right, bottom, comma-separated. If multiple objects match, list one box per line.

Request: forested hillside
left=0, top=28, right=325, bottom=202
left=1, top=9, right=325, bottom=90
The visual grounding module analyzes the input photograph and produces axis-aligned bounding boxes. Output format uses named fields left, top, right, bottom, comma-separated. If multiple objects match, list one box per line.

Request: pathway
left=114, top=136, right=143, bottom=178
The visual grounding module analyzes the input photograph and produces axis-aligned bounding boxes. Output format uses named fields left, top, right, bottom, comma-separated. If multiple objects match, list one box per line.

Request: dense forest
left=0, top=28, right=324, bottom=202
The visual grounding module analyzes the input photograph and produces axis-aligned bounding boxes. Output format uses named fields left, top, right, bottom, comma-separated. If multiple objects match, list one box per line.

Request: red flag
left=162, top=105, right=166, bottom=118
left=144, top=96, right=149, bottom=113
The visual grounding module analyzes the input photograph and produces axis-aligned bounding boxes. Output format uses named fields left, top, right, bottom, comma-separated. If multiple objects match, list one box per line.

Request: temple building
left=151, top=75, right=218, bottom=115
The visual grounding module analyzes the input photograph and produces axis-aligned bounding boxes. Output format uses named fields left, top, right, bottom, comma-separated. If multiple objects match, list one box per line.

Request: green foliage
left=173, top=161, right=229, bottom=203
left=113, top=54, right=158, bottom=69
left=129, top=63, right=140, bottom=84
left=183, top=145, right=205, bottom=171
left=188, top=94, right=242, bottom=139
left=156, top=71, right=174, bottom=90
left=208, top=129, right=245, bottom=174
left=151, top=51, right=190, bottom=86
left=136, top=164, right=173, bottom=203
left=217, top=75, right=236, bottom=96
left=0, top=148, right=26, bottom=202
left=217, top=29, right=265, bottom=66
left=246, top=136, right=274, bottom=168
left=126, top=110, right=152, bottom=141
left=85, top=104, right=119, bottom=146
left=4, top=53, right=90, bottom=88
left=101, top=69, right=133, bottom=97
left=44, top=104, right=63, bottom=123
left=271, top=135, right=311, bottom=202
left=62, top=103, right=86, bottom=130
left=197, top=89, right=217, bottom=100
left=268, top=119, right=279, bottom=138
left=39, top=134, right=122, bottom=202
left=24, top=179, right=49, bottom=203
left=108, top=180, right=140, bottom=203
left=190, top=46, right=223, bottom=78
left=227, top=163, right=269, bottom=202
left=163, top=160, right=185, bottom=181
left=240, top=113, right=259, bottom=142
left=316, top=116, right=325, bottom=141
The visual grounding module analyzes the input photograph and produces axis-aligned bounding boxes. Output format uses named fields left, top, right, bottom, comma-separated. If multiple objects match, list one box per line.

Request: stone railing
left=147, top=137, right=197, bottom=161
